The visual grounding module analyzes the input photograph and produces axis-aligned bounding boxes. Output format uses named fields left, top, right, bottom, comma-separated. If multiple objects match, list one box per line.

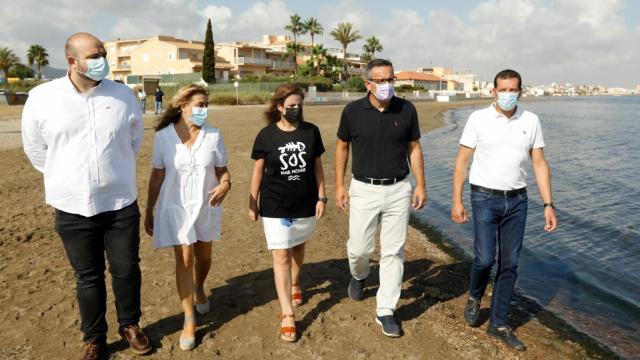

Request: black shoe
left=464, top=297, right=481, bottom=327
left=487, top=325, right=526, bottom=351
left=347, top=277, right=365, bottom=301
left=375, top=315, right=402, bottom=337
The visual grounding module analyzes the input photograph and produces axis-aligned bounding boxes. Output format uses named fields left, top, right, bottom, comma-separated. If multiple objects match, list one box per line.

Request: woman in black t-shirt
left=248, top=83, right=326, bottom=342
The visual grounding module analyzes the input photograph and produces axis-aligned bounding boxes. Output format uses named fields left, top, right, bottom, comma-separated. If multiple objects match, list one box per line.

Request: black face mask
left=283, top=107, right=303, bottom=123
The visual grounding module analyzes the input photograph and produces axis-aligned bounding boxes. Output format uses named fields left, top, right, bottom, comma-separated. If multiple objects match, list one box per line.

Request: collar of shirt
left=490, top=102, right=524, bottom=121
left=63, top=71, right=104, bottom=95
left=363, top=93, right=401, bottom=112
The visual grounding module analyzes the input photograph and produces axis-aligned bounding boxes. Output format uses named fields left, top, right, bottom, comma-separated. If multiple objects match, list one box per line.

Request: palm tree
left=362, top=36, right=383, bottom=60
left=27, top=44, right=49, bottom=79
left=284, top=42, right=303, bottom=75
left=304, top=17, right=324, bottom=48
left=0, top=47, right=20, bottom=83
left=284, top=14, right=304, bottom=75
left=311, top=45, right=328, bottom=75
left=329, top=23, right=362, bottom=79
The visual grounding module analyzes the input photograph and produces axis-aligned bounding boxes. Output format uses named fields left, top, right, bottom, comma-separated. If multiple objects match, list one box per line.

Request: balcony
left=271, top=60, right=296, bottom=70
left=237, top=56, right=272, bottom=66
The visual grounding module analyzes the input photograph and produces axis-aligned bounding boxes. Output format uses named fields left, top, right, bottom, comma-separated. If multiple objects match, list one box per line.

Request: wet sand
left=0, top=100, right=617, bottom=359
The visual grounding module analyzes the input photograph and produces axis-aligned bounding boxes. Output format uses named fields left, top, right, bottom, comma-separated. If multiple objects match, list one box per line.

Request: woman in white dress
left=144, top=84, right=231, bottom=351
left=248, top=83, right=326, bottom=342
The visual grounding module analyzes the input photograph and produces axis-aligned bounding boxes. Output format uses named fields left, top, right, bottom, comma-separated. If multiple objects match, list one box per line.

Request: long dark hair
left=264, top=83, right=305, bottom=124
left=155, top=84, right=209, bottom=132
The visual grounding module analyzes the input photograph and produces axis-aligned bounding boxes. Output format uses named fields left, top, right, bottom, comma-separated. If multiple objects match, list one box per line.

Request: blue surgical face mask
left=190, top=107, right=208, bottom=126
left=77, top=57, right=110, bottom=81
left=497, top=91, right=519, bottom=111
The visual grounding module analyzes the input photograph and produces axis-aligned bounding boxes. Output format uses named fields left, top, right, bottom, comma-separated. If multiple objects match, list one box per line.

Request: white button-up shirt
left=459, top=104, right=545, bottom=190
left=22, top=75, right=144, bottom=217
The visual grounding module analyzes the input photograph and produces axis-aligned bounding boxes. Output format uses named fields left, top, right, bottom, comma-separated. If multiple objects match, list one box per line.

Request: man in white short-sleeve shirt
left=21, top=32, right=151, bottom=359
left=451, top=69, right=557, bottom=351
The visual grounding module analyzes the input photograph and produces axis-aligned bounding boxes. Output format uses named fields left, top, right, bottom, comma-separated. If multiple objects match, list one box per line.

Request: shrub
left=345, top=76, right=366, bottom=92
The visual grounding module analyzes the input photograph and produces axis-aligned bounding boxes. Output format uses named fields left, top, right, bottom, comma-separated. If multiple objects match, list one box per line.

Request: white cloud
left=0, top=0, right=637, bottom=86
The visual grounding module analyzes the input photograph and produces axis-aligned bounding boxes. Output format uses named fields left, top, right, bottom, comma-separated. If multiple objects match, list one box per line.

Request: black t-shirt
left=251, top=121, right=325, bottom=218
left=337, top=95, right=421, bottom=179
left=155, top=90, right=164, bottom=101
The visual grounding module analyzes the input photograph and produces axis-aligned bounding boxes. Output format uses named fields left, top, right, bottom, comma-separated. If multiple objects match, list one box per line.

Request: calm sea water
left=414, top=96, right=640, bottom=359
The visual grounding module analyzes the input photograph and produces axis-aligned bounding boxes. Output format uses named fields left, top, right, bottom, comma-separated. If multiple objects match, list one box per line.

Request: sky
left=1, top=0, right=639, bottom=87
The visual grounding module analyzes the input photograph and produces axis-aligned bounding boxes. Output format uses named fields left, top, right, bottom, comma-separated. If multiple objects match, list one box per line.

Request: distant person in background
left=21, top=32, right=151, bottom=359
left=335, top=58, right=427, bottom=338
left=145, top=84, right=230, bottom=351
left=248, top=83, right=326, bottom=342
left=451, top=69, right=557, bottom=351
left=154, top=87, right=164, bottom=114
left=138, top=88, right=146, bottom=114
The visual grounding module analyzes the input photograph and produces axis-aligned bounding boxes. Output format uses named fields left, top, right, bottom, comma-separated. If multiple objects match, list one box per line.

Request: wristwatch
left=543, top=202, right=555, bottom=209
left=318, top=197, right=328, bottom=204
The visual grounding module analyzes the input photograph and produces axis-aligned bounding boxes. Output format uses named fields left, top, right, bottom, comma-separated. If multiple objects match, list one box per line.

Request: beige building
left=396, top=70, right=463, bottom=92
left=105, top=33, right=366, bottom=84
left=105, top=35, right=234, bottom=84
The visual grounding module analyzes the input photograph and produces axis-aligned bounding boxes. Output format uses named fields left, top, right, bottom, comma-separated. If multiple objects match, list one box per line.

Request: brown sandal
left=278, top=313, right=297, bottom=342
left=291, top=283, right=303, bottom=307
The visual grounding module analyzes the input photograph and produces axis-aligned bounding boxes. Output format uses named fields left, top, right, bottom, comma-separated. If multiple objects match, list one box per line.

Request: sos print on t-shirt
left=278, top=141, right=308, bottom=181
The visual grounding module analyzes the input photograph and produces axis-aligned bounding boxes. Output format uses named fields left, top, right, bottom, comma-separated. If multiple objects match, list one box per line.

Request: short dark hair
left=494, top=69, right=522, bottom=90
left=365, top=59, right=394, bottom=79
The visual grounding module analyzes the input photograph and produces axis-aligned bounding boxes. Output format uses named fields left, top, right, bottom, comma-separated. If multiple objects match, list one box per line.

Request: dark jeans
left=468, top=189, right=528, bottom=327
left=55, top=201, right=142, bottom=342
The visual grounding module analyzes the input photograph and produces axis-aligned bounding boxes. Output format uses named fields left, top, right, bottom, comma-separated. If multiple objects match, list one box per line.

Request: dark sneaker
left=347, top=277, right=365, bottom=301
left=463, top=297, right=481, bottom=327
left=487, top=325, right=526, bottom=351
left=375, top=315, right=402, bottom=337
left=81, top=338, right=107, bottom=360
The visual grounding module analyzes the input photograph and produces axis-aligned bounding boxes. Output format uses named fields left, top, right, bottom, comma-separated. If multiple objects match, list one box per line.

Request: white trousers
left=347, top=178, right=412, bottom=316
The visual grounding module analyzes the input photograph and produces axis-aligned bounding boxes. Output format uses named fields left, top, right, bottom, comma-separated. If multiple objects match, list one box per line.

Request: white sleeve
left=151, top=132, right=164, bottom=169
left=532, top=116, right=545, bottom=149
left=130, top=95, right=144, bottom=153
left=21, top=95, right=47, bottom=173
left=459, top=114, right=478, bottom=149
left=214, top=132, right=228, bottom=167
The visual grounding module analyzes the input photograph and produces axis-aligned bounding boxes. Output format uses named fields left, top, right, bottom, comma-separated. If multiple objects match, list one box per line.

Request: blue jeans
left=468, top=188, right=528, bottom=327
left=140, top=99, right=146, bottom=113
left=54, top=201, right=142, bottom=342
left=154, top=101, right=162, bottom=114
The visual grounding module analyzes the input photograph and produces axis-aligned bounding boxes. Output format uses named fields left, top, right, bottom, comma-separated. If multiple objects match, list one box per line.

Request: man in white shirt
left=22, top=32, right=151, bottom=359
left=451, top=69, right=557, bottom=351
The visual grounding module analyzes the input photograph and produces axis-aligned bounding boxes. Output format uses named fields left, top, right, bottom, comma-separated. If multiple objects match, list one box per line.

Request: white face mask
left=496, top=91, right=519, bottom=111
left=373, top=82, right=395, bottom=102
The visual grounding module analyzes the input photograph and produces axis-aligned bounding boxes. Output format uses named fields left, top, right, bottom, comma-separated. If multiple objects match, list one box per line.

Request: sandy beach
left=0, top=100, right=617, bottom=359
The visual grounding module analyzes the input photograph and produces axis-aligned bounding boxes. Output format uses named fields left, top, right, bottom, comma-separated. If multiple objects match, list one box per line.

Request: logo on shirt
left=278, top=141, right=307, bottom=181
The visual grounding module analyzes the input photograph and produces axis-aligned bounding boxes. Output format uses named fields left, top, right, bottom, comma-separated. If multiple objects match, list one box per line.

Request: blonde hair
left=155, top=84, right=209, bottom=131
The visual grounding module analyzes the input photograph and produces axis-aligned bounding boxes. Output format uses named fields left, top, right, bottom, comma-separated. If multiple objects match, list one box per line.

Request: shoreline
left=0, top=99, right=623, bottom=359
left=410, top=101, right=623, bottom=359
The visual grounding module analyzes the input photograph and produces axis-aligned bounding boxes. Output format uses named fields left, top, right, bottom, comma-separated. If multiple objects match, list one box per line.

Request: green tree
left=285, top=14, right=304, bottom=75
left=311, top=45, right=328, bottom=76
left=329, top=23, right=362, bottom=79
left=9, top=63, right=34, bottom=79
left=0, top=47, right=20, bottom=83
left=362, top=36, right=383, bottom=60
left=303, top=17, right=324, bottom=48
left=202, top=18, right=216, bottom=84
left=27, top=44, right=49, bottom=79
left=284, top=42, right=303, bottom=75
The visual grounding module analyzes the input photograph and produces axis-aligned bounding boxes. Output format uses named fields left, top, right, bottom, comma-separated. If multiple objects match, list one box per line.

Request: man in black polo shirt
left=335, top=58, right=427, bottom=337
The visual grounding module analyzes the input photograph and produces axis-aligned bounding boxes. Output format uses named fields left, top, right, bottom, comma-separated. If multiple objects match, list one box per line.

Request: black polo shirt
left=337, top=95, right=421, bottom=179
